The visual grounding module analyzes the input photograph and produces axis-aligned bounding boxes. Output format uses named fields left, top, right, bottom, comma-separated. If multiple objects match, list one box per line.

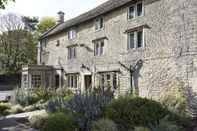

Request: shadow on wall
left=132, top=60, right=143, bottom=96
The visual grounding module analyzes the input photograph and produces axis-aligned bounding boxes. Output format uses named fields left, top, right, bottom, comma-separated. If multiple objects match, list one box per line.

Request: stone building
left=22, top=0, right=197, bottom=99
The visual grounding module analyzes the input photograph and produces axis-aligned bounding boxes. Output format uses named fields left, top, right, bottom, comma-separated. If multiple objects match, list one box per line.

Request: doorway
left=84, top=75, right=92, bottom=90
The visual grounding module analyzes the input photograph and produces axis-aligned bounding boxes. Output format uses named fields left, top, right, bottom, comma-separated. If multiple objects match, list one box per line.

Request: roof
left=41, top=0, right=134, bottom=39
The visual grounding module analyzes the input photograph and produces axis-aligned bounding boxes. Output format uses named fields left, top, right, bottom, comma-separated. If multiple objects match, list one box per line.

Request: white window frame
left=99, top=72, right=118, bottom=90
left=31, top=74, right=41, bottom=88
left=68, top=46, right=76, bottom=60
left=95, top=17, right=104, bottom=31
left=128, top=1, right=144, bottom=20
left=94, top=39, right=105, bottom=56
left=128, top=28, right=144, bottom=50
left=67, top=74, right=78, bottom=88
left=68, top=29, right=77, bottom=40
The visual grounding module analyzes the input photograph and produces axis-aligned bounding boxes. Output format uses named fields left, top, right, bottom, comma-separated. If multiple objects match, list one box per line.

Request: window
left=32, top=75, right=41, bottom=88
left=95, top=18, right=104, bottom=31
left=23, top=74, right=28, bottom=82
left=128, top=32, right=135, bottom=49
left=128, top=2, right=143, bottom=19
left=68, top=29, right=77, bottom=40
left=137, top=2, right=143, bottom=16
left=137, top=31, right=143, bottom=48
left=128, top=6, right=135, bottom=19
left=94, top=40, right=104, bottom=56
left=68, top=46, right=76, bottom=59
left=128, top=29, right=144, bottom=49
left=67, top=74, right=78, bottom=88
left=99, top=72, right=118, bottom=90
left=55, top=75, right=60, bottom=88
left=56, top=40, right=60, bottom=47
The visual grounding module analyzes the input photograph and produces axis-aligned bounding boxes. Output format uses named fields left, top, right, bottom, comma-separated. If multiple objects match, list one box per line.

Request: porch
left=21, top=65, right=64, bottom=89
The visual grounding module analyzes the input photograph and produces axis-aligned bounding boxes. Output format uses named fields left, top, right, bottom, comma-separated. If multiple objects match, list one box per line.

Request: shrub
left=159, top=80, right=188, bottom=118
left=15, top=88, right=40, bottom=106
left=56, top=87, right=74, bottom=98
left=8, top=104, right=24, bottom=114
left=149, top=116, right=183, bottom=131
left=28, top=111, right=48, bottom=129
left=105, top=97, right=169, bottom=130
left=33, top=87, right=54, bottom=102
left=134, top=127, right=150, bottom=131
left=46, top=93, right=112, bottom=131
left=0, top=102, right=11, bottom=116
left=41, top=112, right=78, bottom=131
left=91, top=118, right=118, bottom=131
left=64, top=94, right=112, bottom=131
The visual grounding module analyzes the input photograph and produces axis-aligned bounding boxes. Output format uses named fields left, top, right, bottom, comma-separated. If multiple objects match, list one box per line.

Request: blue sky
left=0, top=0, right=108, bottom=20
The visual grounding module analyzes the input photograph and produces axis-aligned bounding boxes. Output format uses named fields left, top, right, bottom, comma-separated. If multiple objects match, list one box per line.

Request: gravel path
left=0, top=110, right=44, bottom=131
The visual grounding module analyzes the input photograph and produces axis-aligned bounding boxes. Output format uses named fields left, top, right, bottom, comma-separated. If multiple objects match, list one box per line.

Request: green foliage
left=159, top=80, right=188, bottom=118
left=15, top=88, right=40, bottom=106
left=0, top=14, right=37, bottom=74
left=134, top=127, right=150, bottom=131
left=33, top=87, right=54, bottom=102
left=46, top=93, right=112, bottom=131
left=91, top=118, right=118, bottom=131
left=0, top=102, right=11, bottom=116
left=42, top=112, right=78, bottom=131
left=63, top=94, right=112, bottom=131
left=28, top=111, right=48, bottom=129
left=56, top=87, right=74, bottom=98
left=149, top=116, right=183, bottom=131
left=105, top=97, right=169, bottom=130
left=0, top=0, right=14, bottom=9
left=8, top=104, right=24, bottom=114
left=37, top=17, right=56, bottom=33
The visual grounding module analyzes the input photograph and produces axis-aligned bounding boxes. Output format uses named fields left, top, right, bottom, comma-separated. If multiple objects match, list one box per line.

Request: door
left=85, top=75, right=92, bottom=90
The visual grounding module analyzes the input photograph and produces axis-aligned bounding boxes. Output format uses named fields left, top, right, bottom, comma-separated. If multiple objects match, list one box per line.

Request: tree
left=37, top=17, right=56, bottom=34
left=22, top=16, right=39, bottom=31
left=0, top=14, right=37, bottom=74
left=0, top=0, right=14, bottom=9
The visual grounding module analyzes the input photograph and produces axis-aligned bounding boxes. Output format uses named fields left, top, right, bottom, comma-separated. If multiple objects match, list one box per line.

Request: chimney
left=57, top=11, right=65, bottom=24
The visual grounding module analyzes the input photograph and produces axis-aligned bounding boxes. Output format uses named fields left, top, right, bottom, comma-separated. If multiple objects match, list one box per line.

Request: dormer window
left=68, top=29, right=77, bottom=40
left=128, top=2, right=143, bottom=19
left=95, top=17, right=104, bottom=31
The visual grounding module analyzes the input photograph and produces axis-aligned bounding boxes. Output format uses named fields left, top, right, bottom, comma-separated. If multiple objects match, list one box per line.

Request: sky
left=0, top=0, right=108, bottom=20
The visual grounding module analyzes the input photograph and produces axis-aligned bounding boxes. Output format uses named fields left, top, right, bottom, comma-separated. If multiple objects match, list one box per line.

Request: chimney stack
left=57, top=11, right=65, bottom=24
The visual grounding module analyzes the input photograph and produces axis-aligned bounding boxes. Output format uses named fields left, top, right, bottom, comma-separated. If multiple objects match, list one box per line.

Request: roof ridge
left=41, top=0, right=133, bottom=39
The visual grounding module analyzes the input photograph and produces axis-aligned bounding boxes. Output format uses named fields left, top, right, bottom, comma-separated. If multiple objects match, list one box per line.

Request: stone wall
left=40, top=0, right=197, bottom=100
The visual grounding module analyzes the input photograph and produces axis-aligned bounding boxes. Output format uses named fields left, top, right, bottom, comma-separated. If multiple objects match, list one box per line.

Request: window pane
left=137, top=3, right=143, bottom=16
left=95, top=43, right=99, bottom=56
left=95, top=19, right=99, bottom=30
left=73, top=47, right=76, bottom=58
left=67, top=76, right=70, bottom=87
left=68, top=47, right=76, bottom=59
left=113, top=73, right=117, bottom=89
left=68, top=48, right=71, bottom=59
left=101, top=74, right=105, bottom=88
left=100, top=18, right=103, bottom=29
left=129, top=6, right=135, bottom=19
left=74, top=75, right=77, bottom=88
left=100, top=41, right=104, bottom=55
left=137, top=31, right=143, bottom=48
left=71, top=76, right=74, bottom=87
left=128, top=32, right=135, bottom=49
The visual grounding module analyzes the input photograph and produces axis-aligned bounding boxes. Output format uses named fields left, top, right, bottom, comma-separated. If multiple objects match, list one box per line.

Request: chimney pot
left=57, top=11, right=65, bottom=24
